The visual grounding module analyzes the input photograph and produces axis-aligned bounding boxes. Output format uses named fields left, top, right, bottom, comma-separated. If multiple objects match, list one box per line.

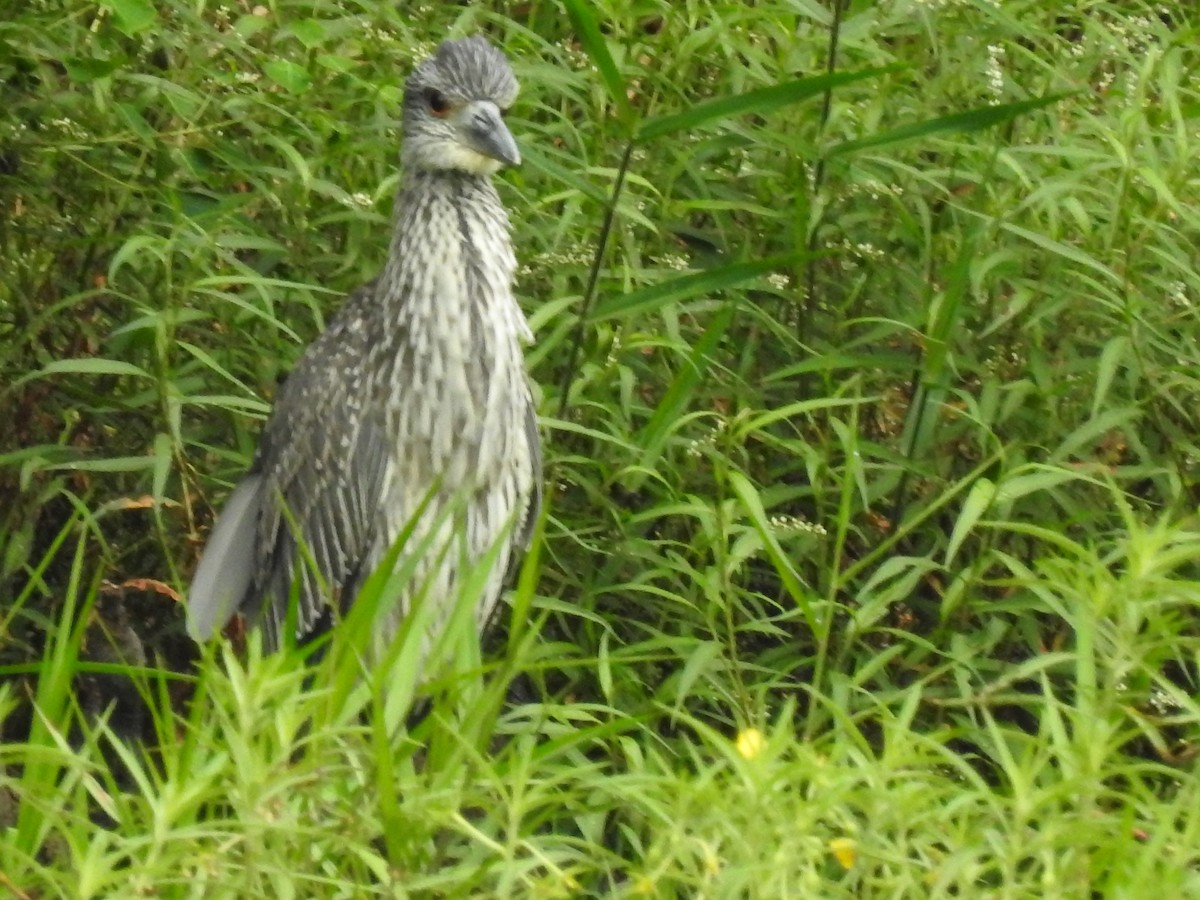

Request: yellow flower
left=631, top=876, right=656, bottom=895
left=735, top=727, right=766, bottom=760
left=829, top=836, right=857, bottom=870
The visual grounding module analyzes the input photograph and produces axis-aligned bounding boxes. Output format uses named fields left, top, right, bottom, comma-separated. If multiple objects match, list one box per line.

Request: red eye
left=428, top=90, right=450, bottom=116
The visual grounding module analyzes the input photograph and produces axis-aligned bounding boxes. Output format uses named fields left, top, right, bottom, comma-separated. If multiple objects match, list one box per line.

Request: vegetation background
left=1, top=0, right=1198, bottom=896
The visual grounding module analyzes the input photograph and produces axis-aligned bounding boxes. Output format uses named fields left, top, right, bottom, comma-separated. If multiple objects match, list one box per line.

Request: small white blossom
left=769, top=514, right=828, bottom=537
left=1149, top=686, right=1182, bottom=714
left=985, top=44, right=1005, bottom=98
left=839, top=239, right=885, bottom=262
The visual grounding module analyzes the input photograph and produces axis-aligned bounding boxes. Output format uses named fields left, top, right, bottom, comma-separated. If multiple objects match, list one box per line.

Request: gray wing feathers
left=255, top=417, right=390, bottom=648
left=188, top=285, right=392, bottom=648
left=187, top=473, right=264, bottom=640
left=518, top=398, right=542, bottom=549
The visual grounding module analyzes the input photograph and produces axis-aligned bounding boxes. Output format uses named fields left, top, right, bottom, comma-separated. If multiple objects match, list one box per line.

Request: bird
left=187, top=36, right=542, bottom=658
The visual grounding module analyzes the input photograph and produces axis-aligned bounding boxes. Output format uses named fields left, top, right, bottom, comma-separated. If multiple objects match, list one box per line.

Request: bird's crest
left=410, top=36, right=519, bottom=107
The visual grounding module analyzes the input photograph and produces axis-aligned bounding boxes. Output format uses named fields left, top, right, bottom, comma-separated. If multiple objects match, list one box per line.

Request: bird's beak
left=457, top=100, right=521, bottom=168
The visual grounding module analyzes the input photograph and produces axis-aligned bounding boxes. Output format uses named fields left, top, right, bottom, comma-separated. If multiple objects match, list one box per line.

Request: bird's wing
left=242, top=285, right=392, bottom=647
left=251, top=406, right=390, bottom=648
left=187, top=473, right=264, bottom=641
left=517, top=395, right=542, bottom=549
left=187, top=375, right=389, bottom=647
left=189, top=281, right=390, bottom=648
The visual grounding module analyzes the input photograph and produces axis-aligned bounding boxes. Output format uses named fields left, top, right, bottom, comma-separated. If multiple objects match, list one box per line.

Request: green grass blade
left=589, top=256, right=805, bottom=322
left=560, top=0, right=633, bottom=129
left=728, top=470, right=820, bottom=637
left=637, top=66, right=901, bottom=142
left=826, top=93, right=1073, bottom=157
left=629, top=301, right=735, bottom=488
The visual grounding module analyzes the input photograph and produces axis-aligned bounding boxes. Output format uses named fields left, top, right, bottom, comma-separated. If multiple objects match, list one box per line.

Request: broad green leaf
left=35, top=358, right=151, bottom=379
left=152, top=432, right=172, bottom=505
left=590, top=256, right=806, bottom=322
left=291, top=18, right=328, bottom=49
left=263, top=59, right=312, bottom=94
left=540, top=417, right=639, bottom=453
left=1047, top=407, right=1140, bottom=464
left=526, top=294, right=581, bottom=335
left=64, top=56, right=123, bottom=83
left=854, top=555, right=941, bottom=631
left=111, top=308, right=208, bottom=339
left=899, top=383, right=945, bottom=460
left=0, top=445, right=73, bottom=468
left=672, top=641, right=722, bottom=715
left=946, top=477, right=995, bottom=566
left=125, top=74, right=203, bottom=119
left=638, top=66, right=900, bottom=142
left=180, top=394, right=271, bottom=415
left=263, top=133, right=313, bottom=188
left=115, top=102, right=157, bottom=141
left=316, top=52, right=357, bottom=74
left=524, top=146, right=611, bottom=205
left=109, top=234, right=168, bottom=280
left=1092, top=336, right=1130, bottom=419
left=826, top=94, right=1072, bottom=157
left=740, top=397, right=867, bottom=434
left=48, top=456, right=160, bottom=473
left=999, top=219, right=1120, bottom=284
left=995, top=466, right=1090, bottom=505
left=597, top=631, right=613, bottom=701
left=234, top=13, right=270, bottom=40
left=108, top=0, right=156, bottom=35
left=187, top=286, right=302, bottom=339
left=176, top=341, right=258, bottom=396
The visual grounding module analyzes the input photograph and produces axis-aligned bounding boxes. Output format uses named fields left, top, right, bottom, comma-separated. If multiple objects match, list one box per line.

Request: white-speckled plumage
left=188, top=37, right=541, bottom=654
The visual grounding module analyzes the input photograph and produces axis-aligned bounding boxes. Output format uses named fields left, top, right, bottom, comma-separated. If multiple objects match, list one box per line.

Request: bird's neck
left=376, top=169, right=531, bottom=410
left=374, top=168, right=531, bottom=468
left=381, top=170, right=519, bottom=320
left=390, top=169, right=510, bottom=253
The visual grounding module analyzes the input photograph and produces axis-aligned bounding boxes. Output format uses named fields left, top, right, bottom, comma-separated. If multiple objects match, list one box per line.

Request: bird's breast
left=378, top=186, right=532, bottom=496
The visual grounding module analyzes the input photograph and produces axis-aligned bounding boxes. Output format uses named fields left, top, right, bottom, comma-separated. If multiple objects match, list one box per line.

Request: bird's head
left=401, top=37, right=521, bottom=176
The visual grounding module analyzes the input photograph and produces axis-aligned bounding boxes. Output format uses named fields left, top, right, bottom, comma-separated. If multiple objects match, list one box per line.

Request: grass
left=2, top=0, right=1200, bottom=895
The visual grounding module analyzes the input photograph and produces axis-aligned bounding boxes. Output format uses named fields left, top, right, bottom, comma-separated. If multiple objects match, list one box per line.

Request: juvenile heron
left=187, top=37, right=541, bottom=654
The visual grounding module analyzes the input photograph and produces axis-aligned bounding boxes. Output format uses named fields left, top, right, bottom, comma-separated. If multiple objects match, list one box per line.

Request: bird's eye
left=427, top=90, right=450, bottom=116
left=499, top=107, right=510, bottom=119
